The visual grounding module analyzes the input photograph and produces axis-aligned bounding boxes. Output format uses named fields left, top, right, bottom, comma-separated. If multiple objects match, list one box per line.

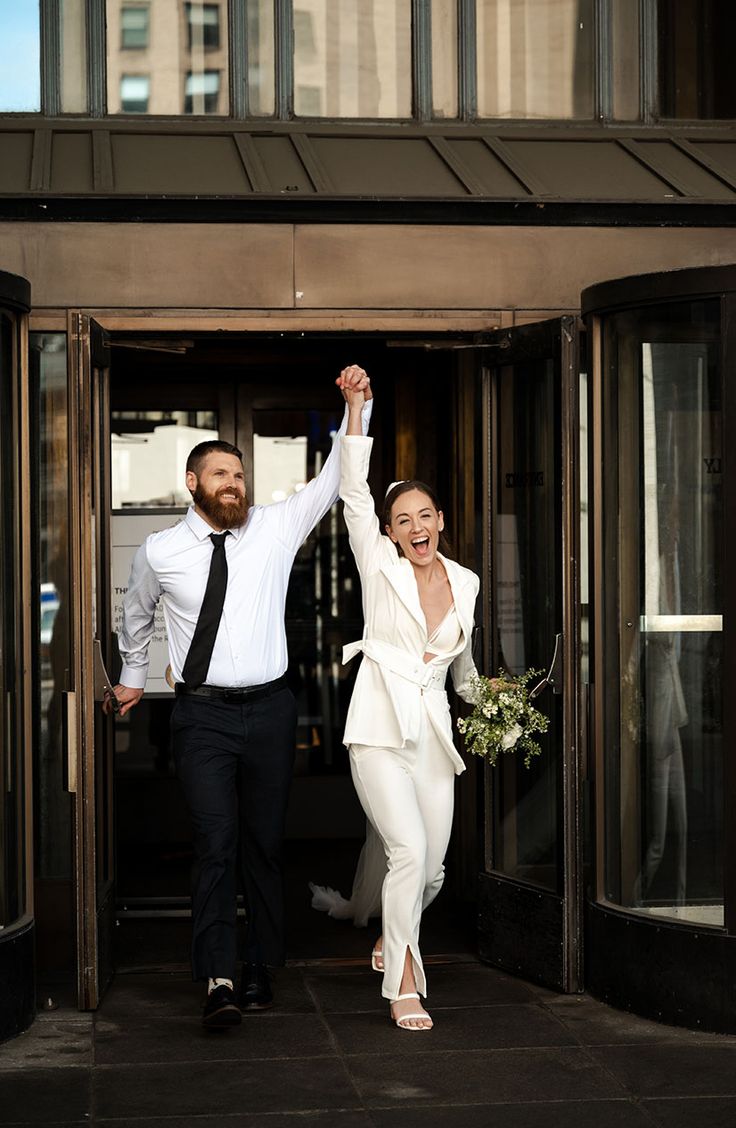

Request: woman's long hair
left=381, top=480, right=452, bottom=557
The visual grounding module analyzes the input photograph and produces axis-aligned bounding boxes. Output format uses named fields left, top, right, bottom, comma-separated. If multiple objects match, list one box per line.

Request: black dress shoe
left=239, top=962, right=274, bottom=1010
left=202, top=983, right=242, bottom=1029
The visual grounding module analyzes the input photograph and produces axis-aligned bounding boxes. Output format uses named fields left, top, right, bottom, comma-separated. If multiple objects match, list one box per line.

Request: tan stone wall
left=1, top=222, right=736, bottom=319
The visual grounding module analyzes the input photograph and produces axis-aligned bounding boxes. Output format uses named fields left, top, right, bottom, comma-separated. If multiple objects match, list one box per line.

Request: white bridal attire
left=312, top=435, right=480, bottom=1001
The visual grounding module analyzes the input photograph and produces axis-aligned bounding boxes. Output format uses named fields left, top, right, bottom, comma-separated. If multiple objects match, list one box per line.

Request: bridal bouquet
left=456, top=670, right=549, bottom=768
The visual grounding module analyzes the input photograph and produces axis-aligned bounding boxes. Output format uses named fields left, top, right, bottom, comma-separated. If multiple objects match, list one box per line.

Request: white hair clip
left=384, top=480, right=406, bottom=497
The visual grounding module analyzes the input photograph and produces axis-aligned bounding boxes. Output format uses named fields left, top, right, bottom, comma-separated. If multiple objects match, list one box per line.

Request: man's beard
left=192, top=485, right=249, bottom=530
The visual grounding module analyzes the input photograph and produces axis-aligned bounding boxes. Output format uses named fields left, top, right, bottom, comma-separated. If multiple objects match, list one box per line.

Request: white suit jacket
left=340, top=436, right=480, bottom=775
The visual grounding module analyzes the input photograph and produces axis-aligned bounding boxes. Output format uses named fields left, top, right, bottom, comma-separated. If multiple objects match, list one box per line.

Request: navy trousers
left=171, top=687, right=297, bottom=981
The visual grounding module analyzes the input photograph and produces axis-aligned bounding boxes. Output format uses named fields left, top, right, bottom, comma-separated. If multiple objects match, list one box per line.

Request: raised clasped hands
left=336, top=364, right=371, bottom=408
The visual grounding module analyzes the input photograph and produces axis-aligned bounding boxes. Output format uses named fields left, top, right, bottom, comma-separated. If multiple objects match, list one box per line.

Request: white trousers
left=349, top=709, right=456, bottom=1001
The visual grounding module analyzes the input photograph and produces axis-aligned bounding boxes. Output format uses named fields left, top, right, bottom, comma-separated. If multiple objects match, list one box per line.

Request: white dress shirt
left=119, top=401, right=372, bottom=690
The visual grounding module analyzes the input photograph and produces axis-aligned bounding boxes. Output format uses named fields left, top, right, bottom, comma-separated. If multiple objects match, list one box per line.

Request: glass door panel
left=68, top=314, right=114, bottom=1008
left=492, top=356, right=562, bottom=891
left=0, top=272, right=32, bottom=1041
left=0, top=311, right=24, bottom=934
left=30, top=332, right=76, bottom=977
left=479, top=317, right=582, bottom=992
left=602, top=299, right=723, bottom=926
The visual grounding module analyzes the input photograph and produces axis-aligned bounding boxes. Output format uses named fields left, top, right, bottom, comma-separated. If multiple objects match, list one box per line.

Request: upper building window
left=121, top=5, right=150, bottom=50
left=659, top=0, right=736, bottom=119
left=293, top=0, right=412, bottom=118
left=0, top=0, right=40, bottom=112
left=184, top=70, right=220, bottom=114
left=120, top=73, right=150, bottom=113
left=186, top=3, right=221, bottom=50
left=476, top=0, right=595, bottom=120
left=1, top=1, right=735, bottom=123
left=107, top=0, right=229, bottom=114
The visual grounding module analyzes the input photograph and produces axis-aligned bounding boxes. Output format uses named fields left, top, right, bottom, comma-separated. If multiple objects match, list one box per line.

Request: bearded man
left=112, top=368, right=371, bottom=1027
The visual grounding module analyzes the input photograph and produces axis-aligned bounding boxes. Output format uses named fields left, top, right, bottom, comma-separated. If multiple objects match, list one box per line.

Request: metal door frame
left=478, top=316, right=583, bottom=993
left=67, top=312, right=113, bottom=1009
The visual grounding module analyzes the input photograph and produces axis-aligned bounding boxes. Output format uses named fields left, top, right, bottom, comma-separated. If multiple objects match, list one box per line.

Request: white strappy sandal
left=370, top=945, right=384, bottom=972
left=390, top=992, right=433, bottom=1031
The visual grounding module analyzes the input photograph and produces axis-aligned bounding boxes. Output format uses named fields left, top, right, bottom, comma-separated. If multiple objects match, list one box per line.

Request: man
left=110, top=367, right=372, bottom=1028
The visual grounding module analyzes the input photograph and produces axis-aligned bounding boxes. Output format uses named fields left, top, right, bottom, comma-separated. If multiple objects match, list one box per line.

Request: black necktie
left=182, top=531, right=230, bottom=689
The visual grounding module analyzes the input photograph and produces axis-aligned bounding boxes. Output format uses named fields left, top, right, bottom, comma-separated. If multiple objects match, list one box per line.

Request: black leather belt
left=175, top=675, right=288, bottom=703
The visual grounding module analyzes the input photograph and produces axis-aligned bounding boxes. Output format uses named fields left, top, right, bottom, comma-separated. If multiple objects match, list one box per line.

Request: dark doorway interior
left=106, top=332, right=477, bottom=973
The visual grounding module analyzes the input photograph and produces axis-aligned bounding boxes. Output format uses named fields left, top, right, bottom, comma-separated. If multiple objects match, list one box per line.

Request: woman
left=319, top=366, right=481, bottom=1031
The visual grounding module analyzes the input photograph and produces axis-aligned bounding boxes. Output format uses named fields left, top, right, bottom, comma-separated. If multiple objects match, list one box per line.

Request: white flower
left=501, top=723, right=523, bottom=751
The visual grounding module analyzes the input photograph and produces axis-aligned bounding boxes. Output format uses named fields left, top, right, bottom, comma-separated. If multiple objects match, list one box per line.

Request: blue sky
left=0, top=2, right=40, bottom=112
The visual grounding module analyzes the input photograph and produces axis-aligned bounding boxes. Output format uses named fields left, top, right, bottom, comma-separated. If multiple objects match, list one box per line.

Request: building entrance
left=77, top=330, right=481, bottom=996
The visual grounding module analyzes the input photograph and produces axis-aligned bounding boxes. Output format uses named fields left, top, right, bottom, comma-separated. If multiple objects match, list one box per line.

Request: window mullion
left=458, top=0, right=476, bottom=121
left=87, top=0, right=106, bottom=117
left=275, top=0, right=293, bottom=120
left=413, top=0, right=432, bottom=121
left=40, top=0, right=61, bottom=116
left=231, top=0, right=247, bottom=118
left=640, top=0, right=658, bottom=122
left=595, top=0, right=612, bottom=121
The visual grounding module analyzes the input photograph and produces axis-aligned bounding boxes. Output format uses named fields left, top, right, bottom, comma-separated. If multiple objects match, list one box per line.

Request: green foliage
left=456, top=669, right=549, bottom=768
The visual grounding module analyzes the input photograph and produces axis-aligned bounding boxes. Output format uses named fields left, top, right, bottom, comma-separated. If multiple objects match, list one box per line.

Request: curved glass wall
left=0, top=307, right=26, bottom=935
left=599, top=295, right=723, bottom=926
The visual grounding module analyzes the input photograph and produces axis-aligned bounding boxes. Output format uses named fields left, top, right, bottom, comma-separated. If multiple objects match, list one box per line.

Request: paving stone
left=327, top=1002, right=576, bottom=1055
left=587, top=1043, right=736, bottom=1098
left=306, top=963, right=536, bottom=1014
left=347, top=1046, right=625, bottom=1108
left=94, top=1058, right=361, bottom=1118
left=94, top=1012, right=333, bottom=1065
left=98, top=1115, right=372, bottom=1128
left=545, top=995, right=729, bottom=1046
left=0, top=1068, right=91, bottom=1123
left=642, top=1096, right=736, bottom=1128
left=372, top=1099, right=655, bottom=1128
left=99, top=967, right=315, bottom=1019
left=0, top=1018, right=92, bottom=1070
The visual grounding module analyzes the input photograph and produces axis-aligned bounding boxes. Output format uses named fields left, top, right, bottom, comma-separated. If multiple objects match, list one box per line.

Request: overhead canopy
left=0, top=122, right=735, bottom=219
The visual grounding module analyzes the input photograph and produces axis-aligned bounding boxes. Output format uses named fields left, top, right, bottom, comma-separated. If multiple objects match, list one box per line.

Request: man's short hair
left=186, top=440, right=244, bottom=478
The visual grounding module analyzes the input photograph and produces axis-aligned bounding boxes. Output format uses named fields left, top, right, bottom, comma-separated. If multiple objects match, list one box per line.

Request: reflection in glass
left=431, top=0, right=458, bottom=118
left=247, top=0, right=275, bottom=115
left=611, top=0, right=639, bottom=120
left=0, top=312, right=23, bottom=928
left=107, top=0, right=229, bottom=115
left=659, top=0, right=736, bottom=119
left=30, top=334, right=73, bottom=897
left=0, top=0, right=40, bottom=112
left=121, top=5, right=150, bottom=50
left=604, top=300, right=723, bottom=926
left=492, top=359, right=561, bottom=891
left=476, top=0, right=594, bottom=120
left=293, top=0, right=412, bottom=118
left=61, top=0, right=88, bottom=112
left=111, top=410, right=218, bottom=508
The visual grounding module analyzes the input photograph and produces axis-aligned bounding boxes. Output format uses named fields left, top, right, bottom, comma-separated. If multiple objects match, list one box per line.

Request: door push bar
left=529, top=632, right=563, bottom=700
left=93, top=638, right=120, bottom=714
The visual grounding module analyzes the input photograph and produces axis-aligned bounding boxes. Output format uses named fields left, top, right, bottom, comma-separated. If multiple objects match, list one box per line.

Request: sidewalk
left=2, top=958, right=736, bottom=1127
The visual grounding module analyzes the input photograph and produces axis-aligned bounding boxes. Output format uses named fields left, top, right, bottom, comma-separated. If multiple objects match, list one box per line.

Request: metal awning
left=0, top=120, right=735, bottom=220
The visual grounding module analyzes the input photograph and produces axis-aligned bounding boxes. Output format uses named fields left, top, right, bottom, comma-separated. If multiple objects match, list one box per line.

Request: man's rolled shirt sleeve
left=118, top=540, right=163, bottom=690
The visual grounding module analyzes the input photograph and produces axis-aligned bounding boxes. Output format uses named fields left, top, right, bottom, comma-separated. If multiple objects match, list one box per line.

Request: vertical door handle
left=3, top=692, right=11, bottom=793
left=63, top=690, right=78, bottom=794
left=530, top=633, right=563, bottom=699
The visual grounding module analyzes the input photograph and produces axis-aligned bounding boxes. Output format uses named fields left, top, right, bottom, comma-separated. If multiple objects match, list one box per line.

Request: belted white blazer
left=340, top=435, right=481, bottom=775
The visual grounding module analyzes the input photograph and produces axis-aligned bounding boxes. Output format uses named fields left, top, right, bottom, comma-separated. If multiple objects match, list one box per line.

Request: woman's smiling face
left=386, top=488, right=444, bottom=566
